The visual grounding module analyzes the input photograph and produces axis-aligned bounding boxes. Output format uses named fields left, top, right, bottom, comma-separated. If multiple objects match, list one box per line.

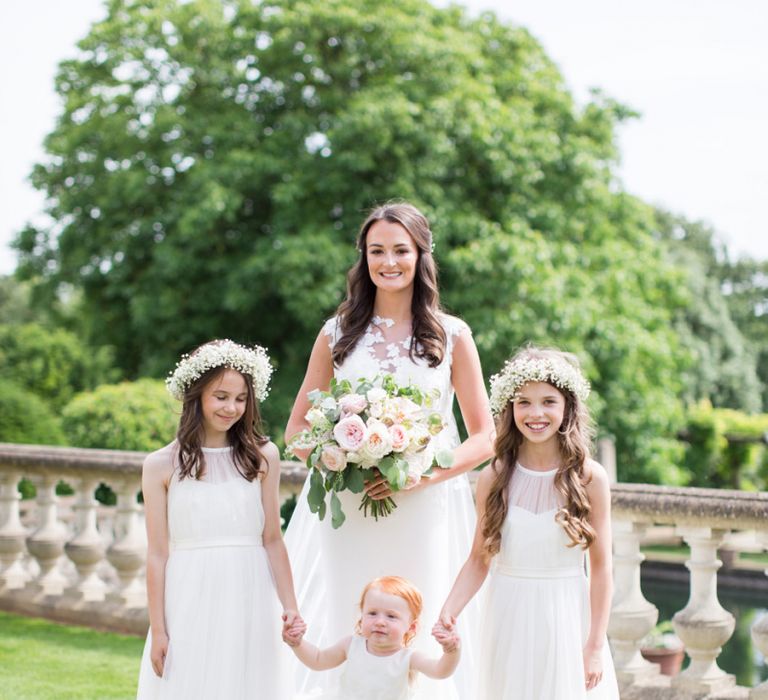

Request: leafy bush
left=0, top=379, right=65, bottom=445
left=61, top=379, right=177, bottom=452
left=682, top=401, right=768, bottom=489
left=0, top=323, right=117, bottom=409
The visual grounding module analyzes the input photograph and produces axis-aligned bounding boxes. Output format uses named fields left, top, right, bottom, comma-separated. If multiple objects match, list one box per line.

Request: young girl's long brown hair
left=482, top=364, right=596, bottom=557
left=175, top=365, right=268, bottom=481
left=331, top=202, right=447, bottom=368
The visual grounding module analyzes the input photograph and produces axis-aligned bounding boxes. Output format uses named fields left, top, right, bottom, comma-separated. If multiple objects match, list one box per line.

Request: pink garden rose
left=321, top=444, right=348, bottom=472
left=338, top=393, right=367, bottom=415
left=333, top=414, right=366, bottom=451
left=388, top=424, right=408, bottom=452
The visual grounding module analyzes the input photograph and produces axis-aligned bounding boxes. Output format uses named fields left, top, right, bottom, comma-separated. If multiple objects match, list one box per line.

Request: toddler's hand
left=281, top=611, right=306, bottom=647
left=433, top=624, right=461, bottom=654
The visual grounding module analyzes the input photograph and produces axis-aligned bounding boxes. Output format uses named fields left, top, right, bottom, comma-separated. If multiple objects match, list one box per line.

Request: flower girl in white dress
left=284, top=576, right=461, bottom=700
left=437, top=347, right=620, bottom=699
left=137, top=340, right=302, bottom=699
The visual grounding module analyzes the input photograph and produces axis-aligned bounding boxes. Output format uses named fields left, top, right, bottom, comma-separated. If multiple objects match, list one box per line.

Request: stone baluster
left=63, top=477, right=107, bottom=602
left=25, top=475, right=70, bottom=596
left=106, top=477, right=146, bottom=608
left=608, top=518, right=661, bottom=686
left=750, top=530, right=768, bottom=700
left=0, top=470, right=29, bottom=590
left=672, top=526, right=736, bottom=695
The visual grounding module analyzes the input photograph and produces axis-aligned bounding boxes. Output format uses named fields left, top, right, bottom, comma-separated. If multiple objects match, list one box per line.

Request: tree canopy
left=15, top=0, right=724, bottom=480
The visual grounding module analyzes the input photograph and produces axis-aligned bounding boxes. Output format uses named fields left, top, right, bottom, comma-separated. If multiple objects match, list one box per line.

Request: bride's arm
left=284, top=330, right=334, bottom=460
left=426, top=329, right=495, bottom=485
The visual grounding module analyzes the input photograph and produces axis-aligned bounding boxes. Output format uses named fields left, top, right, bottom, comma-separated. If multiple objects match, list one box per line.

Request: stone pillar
left=608, top=518, right=660, bottom=686
left=750, top=531, right=768, bottom=700
left=597, top=437, right=617, bottom=483
left=672, top=526, right=736, bottom=695
left=106, top=477, right=146, bottom=608
left=0, top=470, right=28, bottom=590
left=64, top=477, right=107, bottom=602
left=25, top=474, right=69, bottom=596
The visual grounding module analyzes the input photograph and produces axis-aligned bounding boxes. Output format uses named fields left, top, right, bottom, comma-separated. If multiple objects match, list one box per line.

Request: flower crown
left=166, top=340, right=273, bottom=402
left=489, top=354, right=590, bottom=415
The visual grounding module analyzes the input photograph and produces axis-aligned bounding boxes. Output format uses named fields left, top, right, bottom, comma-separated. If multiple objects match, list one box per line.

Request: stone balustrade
left=1, top=443, right=767, bottom=698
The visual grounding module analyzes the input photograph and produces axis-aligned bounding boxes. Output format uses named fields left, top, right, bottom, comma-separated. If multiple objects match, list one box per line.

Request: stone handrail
left=1, top=443, right=767, bottom=698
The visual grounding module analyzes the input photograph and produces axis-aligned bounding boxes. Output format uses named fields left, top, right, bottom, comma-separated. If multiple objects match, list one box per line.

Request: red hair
left=356, top=576, right=423, bottom=646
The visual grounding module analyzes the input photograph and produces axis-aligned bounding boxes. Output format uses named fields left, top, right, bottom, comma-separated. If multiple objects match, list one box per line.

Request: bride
left=284, top=202, right=494, bottom=699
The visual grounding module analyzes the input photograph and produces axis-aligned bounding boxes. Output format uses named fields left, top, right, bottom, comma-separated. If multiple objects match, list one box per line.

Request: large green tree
left=16, top=0, right=693, bottom=479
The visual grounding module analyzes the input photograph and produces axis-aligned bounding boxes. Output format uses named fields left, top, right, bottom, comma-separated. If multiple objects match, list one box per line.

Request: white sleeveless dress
left=477, top=463, right=619, bottom=699
left=286, top=314, right=477, bottom=700
left=324, top=635, right=415, bottom=700
left=136, top=443, right=288, bottom=699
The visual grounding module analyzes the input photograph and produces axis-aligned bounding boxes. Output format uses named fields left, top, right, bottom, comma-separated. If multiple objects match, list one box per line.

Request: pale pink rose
left=359, top=421, right=393, bottom=462
left=339, top=393, right=367, bottom=415
left=320, top=444, right=348, bottom=472
left=333, top=414, right=366, bottom=451
left=389, top=424, right=408, bottom=452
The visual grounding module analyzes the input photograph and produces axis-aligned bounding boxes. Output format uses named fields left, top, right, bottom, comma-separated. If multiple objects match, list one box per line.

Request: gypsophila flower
left=489, top=354, right=590, bottom=415
left=166, top=340, right=273, bottom=401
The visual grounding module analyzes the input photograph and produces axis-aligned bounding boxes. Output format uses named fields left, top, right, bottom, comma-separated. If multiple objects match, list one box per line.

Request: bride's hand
left=363, top=472, right=394, bottom=500
left=150, top=631, right=169, bottom=677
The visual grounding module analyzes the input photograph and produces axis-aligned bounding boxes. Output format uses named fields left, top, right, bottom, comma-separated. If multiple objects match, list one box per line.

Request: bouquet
left=287, top=375, right=454, bottom=529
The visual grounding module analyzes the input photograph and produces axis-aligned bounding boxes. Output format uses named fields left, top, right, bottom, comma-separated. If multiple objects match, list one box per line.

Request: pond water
left=642, top=577, right=768, bottom=687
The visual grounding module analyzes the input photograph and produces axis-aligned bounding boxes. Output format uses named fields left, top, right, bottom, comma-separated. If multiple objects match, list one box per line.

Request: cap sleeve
left=440, top=314, right=472, bottom=366
left=321, top=316, right=341, bottom=350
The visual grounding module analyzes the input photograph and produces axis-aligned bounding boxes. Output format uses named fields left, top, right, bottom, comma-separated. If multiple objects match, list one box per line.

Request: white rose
left=366, top=387, right=387, bottom=404
left=359, top=421, right=393, bottom=462
left=305, top=407, right=331, bottom=430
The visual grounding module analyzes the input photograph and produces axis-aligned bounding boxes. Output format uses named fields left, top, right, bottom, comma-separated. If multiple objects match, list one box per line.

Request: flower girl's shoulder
left=142, top=442, right=176, bottom=483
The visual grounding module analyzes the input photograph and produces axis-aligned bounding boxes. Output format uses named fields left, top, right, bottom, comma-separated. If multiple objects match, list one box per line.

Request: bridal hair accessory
left=166, top=340, right=273, bottom=401
left=489, top=353, right=590, bottom=415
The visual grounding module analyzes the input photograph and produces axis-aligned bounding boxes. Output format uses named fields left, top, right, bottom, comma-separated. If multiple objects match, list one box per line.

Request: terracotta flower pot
left=640, top=646, right=685, bottom=676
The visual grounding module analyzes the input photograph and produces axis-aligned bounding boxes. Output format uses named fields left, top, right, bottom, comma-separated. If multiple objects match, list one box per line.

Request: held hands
left=150, top=631, right=169, bottom=677
left=282, top=610, right=306, bottom=648
left=583, top=644, right=604, bottom=690
left=431, top=619, right=461, bottom=654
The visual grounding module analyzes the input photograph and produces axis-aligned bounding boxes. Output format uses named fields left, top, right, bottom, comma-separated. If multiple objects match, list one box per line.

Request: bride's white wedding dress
left=286, top=314, right=480, bottom=700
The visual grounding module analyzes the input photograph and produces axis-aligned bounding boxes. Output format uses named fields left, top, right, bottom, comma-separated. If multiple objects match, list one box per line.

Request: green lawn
left=0, top=611, right=143, bottom=700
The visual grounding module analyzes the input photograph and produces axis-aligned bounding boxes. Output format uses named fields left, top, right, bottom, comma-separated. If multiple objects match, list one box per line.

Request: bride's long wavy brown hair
left=482, top=349, right=596, bottom=558
left=331, top=202, right=447, bottom=368
left=175, top=362, right=268, bottom=481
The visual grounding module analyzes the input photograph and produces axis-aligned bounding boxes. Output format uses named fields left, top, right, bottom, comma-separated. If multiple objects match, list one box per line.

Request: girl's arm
left=284, top=329, right=334, bottom=460
left=410, top=628, right=461, bottom=679
left=290, top=635, right=351, bottom=671
left=142, top=452, right=173, bottom=677
left=583, top=460, right=613, bottom=690
left=366, top=328, right=495, bottom=500
left=261, top=441, right=301, bottom=625
left=437, top=464, right=494, bottom=625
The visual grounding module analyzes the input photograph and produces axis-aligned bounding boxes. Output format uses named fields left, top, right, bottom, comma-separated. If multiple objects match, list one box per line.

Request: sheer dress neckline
left=508, top=462, right=562, bottom=514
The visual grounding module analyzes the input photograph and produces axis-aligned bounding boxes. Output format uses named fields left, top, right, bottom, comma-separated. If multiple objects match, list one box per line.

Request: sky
left=1, top=0, right=766, bottom=276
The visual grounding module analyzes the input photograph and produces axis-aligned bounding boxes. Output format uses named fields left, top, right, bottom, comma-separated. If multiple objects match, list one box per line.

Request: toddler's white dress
left=318, top=635, right=415, bottom=700
left=286, top=314, right=476, bottom=700
left=136, top=443, right=288, bottom=699
left=477, top=463, right=619, bottom=699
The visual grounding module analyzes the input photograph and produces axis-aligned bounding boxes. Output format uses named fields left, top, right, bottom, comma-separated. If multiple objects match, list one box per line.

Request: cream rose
left=359, top=421, right=393, bottom=462
left=333, top=414, right=366, bottom=451
left=320, top=444, right=348, bottom=472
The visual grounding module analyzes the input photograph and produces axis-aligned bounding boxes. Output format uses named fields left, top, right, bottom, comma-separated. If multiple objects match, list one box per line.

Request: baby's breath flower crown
left=489, top=354, right=590, bottom=415
left=166, top=340, right=273, bottom=402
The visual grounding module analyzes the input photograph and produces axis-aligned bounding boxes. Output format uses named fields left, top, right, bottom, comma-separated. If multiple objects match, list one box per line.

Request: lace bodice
left=322, top=313, right=470, bottom=451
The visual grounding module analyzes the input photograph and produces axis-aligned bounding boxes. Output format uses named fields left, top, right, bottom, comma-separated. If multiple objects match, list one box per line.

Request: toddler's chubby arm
left=283, top=624, right=351, bottom=672
left=410, top=624, right=461, bottom=680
